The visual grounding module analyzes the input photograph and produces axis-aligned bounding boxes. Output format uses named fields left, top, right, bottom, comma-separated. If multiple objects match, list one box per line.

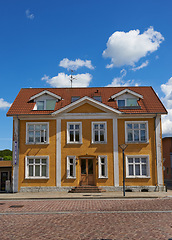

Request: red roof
left=6, top=87, right=167, bottom=116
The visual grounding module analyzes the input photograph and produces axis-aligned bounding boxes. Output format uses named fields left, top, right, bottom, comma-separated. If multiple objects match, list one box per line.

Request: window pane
left=134, top=124, right=139, bottom=129
left=118, top=100, right=125, bottom=107
left=95, top=131, right=98, bottom=141
left=135, top=165, right=140, bottom=175
left=69, top=131, right=74, bottom=141
left=101, top=158, right=105, bottom=164
left=75, top=124, right=79, bottom=130
left=141, top=130, right=146, bottom=141
left=35, top=125, right=40, bottom=130
left=41, top=130, right=45, bottom=142
left=70, top=165, right=74, bottom=177
left=29, top=159, right=33, bottom=164
left=140, top=124, right=146, bottom=129
left=127, top=124, right=132, bottom=129
left=135, top=158, right=140, bottom=163
left=128, top=158, right=133, bottom=163
left=69, top=125, right=74, bottom=129
left=100, top=131, right=105, bottom=141
left=101, top=164, right=105, bottom=176
left=28, top=131, right=34, bottom=143
left=46, top=100, right=56, bottom=110
left=42, top=159, right=46, bottom=164
left=142, top=165, right=147, bottom=175
left=129, top=165, right=133, bottom=175
left=29, top=165, right=33, bottom=176
left=69, top=158, right=73, bottom=164
left=35, top=131, right=40, bottom=142
left=35, top=159, right=40, bottom=164
left=75, top=131, right=79, bottom=142
left=100, top=124, right=104, bottom=129
left=141, top=158, right=146, bottom=163
left=35, top=165, right=40, bottom=176
left=128, top=131, right=133, bottom=141
left=41, top=125, right=47, bottom=130
left=37, top=101, right=44, bottom=110
left=134, top=130, right=139, bottom=141
left=28, top=125, right=34, bottom=130
left=42, top=165, right=46, bottom=177
left=81, top=159, right=86, bottom=174
left=127, top=98, right=138, bottom=106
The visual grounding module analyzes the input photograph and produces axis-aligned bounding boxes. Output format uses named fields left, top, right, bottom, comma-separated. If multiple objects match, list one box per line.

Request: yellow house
left=7, top=87, right=167, bottom=192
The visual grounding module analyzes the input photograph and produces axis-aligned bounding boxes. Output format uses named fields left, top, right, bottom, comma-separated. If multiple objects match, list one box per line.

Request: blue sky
left=0, top=0, right=172, bottom=150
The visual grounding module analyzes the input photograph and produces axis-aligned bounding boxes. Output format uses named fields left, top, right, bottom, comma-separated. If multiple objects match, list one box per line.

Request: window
left=35, top=99, right=56, bottom=110
left=125, top=121, right=148, bottom=143
left=26, top=122, right=49, bottom=144
left=67, top=122, right=82, bottom=144
left=92, top=122, right=107, bottom=143
left=71, top=96, right=80, bottom=103
left=67, top=156, right=76, bottom=178
left=25, top=156, right=49, bottom=179
left=98, top=156, right=108, bottom=178
left=117, top=98, right=138, bottom=107
left=126, top=156, right=150, bottom=178
left=93, top=96, right=102, bottom=102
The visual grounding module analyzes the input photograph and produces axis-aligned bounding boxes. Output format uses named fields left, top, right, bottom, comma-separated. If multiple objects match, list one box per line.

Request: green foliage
left=0, top=149, right=12, bottom=160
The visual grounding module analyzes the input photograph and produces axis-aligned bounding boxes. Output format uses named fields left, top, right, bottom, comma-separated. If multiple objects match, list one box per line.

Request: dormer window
left=35, top=99, right=56, bottom=110
left=117, top=98, right=138, bottom=107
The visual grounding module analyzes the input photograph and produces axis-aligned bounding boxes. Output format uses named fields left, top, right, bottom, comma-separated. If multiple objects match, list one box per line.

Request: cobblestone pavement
left=0, top=198, right=172, bottom=240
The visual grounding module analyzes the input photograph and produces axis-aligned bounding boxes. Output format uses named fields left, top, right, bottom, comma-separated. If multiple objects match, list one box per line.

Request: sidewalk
left=0, top=190, right=172, bottom=200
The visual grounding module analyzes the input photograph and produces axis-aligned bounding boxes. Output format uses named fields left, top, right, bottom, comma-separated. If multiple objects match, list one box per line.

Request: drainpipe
left=154, top=114, right=158, bottom=191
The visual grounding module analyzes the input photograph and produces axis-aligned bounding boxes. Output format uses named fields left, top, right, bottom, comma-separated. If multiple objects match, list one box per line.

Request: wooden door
left=1, top=172, right=8, bottom=191
left=80, top=158, right=94, bottom=186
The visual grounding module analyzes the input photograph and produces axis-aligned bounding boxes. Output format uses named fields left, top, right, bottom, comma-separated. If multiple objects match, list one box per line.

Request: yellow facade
left=18, top=120, right=56, bottom=191
left=17, top=103, right=162, bottom=191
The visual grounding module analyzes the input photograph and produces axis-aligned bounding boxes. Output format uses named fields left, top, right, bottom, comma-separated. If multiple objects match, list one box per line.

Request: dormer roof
left=110, top=89, right=143, bottom=99
left=29, top=90, right=62, bottom=101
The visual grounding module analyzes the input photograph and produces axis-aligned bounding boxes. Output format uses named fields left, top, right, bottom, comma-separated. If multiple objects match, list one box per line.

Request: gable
left=68, top=103, right=106, bottom=113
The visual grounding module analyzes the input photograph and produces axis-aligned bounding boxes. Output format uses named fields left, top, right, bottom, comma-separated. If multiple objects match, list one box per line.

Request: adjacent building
left=162, top=137, right=172, bottom=180
left=7, top=86, right=167, bottom=192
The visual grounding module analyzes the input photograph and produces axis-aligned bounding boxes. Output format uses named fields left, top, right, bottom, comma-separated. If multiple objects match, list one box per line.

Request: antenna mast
left=70, top=70, right=75, bottom=88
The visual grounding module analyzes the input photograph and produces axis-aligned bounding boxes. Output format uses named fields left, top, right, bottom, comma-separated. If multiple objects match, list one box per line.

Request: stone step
left=68, top=186, right=106, bottom=193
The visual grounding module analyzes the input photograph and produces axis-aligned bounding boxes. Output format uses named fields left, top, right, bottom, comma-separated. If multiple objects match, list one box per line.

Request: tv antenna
left=69, top=70, right=76, bottom=88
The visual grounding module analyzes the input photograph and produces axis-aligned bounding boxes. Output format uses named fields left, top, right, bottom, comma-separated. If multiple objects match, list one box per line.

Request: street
left=0, top=198, right=172, bottom=240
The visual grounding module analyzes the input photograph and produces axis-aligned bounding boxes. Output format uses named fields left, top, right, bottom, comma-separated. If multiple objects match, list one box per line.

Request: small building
left=7, top=86, right=167, bottom=192
left=162, top=137, right=172, bottom=180
left=0, top=161, right=12, bottom=192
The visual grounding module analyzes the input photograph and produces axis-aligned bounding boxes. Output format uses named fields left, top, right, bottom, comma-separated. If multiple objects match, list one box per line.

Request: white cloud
left=0, top=98, right=11, bottom=109
left=26, top=9, right=34, bottom=20
left=131, top=60, right=149, bottom=71
left=103, top=26, right=164, bottom=68
left=161, top=77, right=172, bottom=135
left=59, top=58, right=94, bottom=70
left=41, top=72, right=92, bottom=88
left=106, top=69, right=139, bottom=87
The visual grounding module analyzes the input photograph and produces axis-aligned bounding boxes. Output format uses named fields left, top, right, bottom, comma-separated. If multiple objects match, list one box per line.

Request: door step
left=68, top=186, right=106, bottom=193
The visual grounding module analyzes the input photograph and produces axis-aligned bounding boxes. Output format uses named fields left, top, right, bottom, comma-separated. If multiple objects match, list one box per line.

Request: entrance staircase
left=68, top=186, right=106, bottom=193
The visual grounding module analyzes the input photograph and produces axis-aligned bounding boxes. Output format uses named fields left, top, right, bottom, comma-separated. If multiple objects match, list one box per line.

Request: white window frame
left=125, top=121, right=149, bottom=143
left=25, top=156, right=49, bottom=179
left=66, top=156, right=76, bottom=179
left=92, top=122, right=107, bottom=144
left=118, top=98, right=138, bottom=107
left=126, top=155, right=150, bottom=178
left=26, top=122, right=49, bottom=144
left=67, top=122, right=82, bottom=144
left=98, top=155, right=108, bottom=178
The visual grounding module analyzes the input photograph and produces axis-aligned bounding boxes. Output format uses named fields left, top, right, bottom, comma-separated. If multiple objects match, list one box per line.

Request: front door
left=1, top=172, right=8, bottom=191
left=80, top=158, right=94, bottom=186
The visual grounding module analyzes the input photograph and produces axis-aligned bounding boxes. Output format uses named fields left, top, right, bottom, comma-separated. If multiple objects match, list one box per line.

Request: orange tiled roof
left=6, top=87, right=167, bottom=116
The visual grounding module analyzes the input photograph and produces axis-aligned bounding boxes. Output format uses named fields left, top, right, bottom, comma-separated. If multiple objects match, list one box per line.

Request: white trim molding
left=67, top=122, right=82, bottom=144
left=26, top=122, right=49, bottom=145
left=29, top=90, right=62, bottom=101
left=113, top=118, right=119, bottom=187
left=56, top=118, right=61, bottom=187
left=25, top=156, right=49, bottom=179
left=155, top=115, right=163, bottom=186
left=91, top=121, right=107, bottom=144
left=110, top=89, right=143, bottom=99
left=125, top=121, right=149, bottom=144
